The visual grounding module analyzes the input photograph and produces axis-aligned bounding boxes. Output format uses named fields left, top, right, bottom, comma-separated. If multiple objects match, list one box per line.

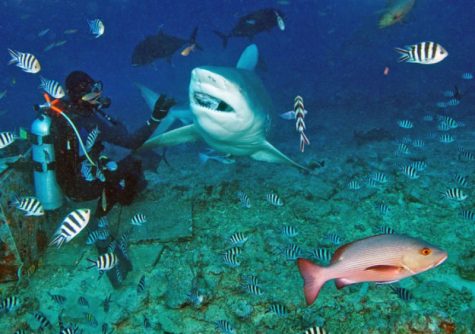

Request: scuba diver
left=31, top=71, right=175, bottom=288
left=33, top=70, right=175, bottom=216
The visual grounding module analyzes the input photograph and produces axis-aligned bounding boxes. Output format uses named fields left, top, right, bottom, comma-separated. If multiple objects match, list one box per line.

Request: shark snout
left=191, top=68, right=219, bottom=87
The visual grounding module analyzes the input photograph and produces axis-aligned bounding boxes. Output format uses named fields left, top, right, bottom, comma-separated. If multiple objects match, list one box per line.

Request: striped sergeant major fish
left=303, top=326, right=327, bottom=334
left=8, top=195, right=44, bottom=216
left=8, top=49, right=41, bottom=73
left=87, top=252, right=119, bottom=271
left=294, top=95, right=310, bottom=152
left=395, top=41, right=448, bottom=65
left=85, top=126, right=100, bottom=152
left=50, top=209, right=91, bottom=248
left=88, top=18, right=105, bottom=38
left=39, top=77, right=65, bottom=98
left=0, top=131, right=16, bottom=149
left=34, top=312, right=52, bottom=331
left=266, top=193, right=284, bottom=207
left=0, top=296, right=20, bottom=313
left=137, top=275, right=146, bottom=293
left=215, top=320, right=236, bottom=334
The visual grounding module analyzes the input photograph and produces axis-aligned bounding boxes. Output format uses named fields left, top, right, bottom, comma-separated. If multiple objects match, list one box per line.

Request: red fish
left=297, top=234, right=447, bottom=305
left=294, top=95, right=310, bottom=152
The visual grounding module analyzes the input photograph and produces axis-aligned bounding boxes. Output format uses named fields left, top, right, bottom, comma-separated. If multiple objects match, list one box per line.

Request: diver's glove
left=151, top=94, right=176, bottom=123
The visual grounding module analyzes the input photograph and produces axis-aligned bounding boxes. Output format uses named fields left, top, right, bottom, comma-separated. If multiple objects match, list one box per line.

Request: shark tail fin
left=189, top=27, right=203, bottom=51
left=213, top=30, right=229, bottom=48
left=189, top=26, right=199, bottom=44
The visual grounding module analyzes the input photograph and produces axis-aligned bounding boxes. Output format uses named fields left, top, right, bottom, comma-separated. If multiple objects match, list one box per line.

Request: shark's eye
left=420, top=247, right=432, bottom=256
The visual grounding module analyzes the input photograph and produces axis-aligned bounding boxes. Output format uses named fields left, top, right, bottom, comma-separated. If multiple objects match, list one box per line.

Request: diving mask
left=81, top=81, right=103, bottom=104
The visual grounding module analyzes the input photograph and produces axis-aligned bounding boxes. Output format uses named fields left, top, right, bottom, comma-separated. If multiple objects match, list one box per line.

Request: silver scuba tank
left=31, top=114, right=63, bottom=210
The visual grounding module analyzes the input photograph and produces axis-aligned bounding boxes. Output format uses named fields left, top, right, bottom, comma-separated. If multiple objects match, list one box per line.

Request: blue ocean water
left=1, top=0, right=475, bottom=333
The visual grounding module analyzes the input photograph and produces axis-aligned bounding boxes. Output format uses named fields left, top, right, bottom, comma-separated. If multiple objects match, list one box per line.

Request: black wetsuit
left=51, top=103, right=158, bottom=215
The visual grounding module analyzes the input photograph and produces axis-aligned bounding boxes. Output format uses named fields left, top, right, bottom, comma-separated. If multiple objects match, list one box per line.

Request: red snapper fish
left=297, top=234, right=447, bottom=305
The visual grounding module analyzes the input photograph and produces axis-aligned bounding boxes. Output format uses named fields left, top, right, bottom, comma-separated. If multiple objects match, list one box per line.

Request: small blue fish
left=279, top=109, right=308, bottom=120
left=88, top=19, right=105, bottom=38
left=199, top=149, right=235, bottom=165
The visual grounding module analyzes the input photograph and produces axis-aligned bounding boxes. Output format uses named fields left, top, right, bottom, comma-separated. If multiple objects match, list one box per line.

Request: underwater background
left=1, top=0, right=475, bottom=333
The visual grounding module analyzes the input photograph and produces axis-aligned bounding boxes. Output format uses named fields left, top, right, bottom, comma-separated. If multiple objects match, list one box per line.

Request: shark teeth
left=193, top=92, right=234, bottom=112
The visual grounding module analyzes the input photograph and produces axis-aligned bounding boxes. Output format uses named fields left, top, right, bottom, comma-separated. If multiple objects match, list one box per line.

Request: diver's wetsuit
left=50, top=103, right=159, bottom=288
left=51, top=104, right=158, bottom=215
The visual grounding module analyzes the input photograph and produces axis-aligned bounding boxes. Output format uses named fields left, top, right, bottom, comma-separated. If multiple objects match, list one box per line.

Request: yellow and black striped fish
left=395, top=41, right=448, bottom=65
left=8, top=49, right=41, bottom=73
left=39, top=77, right=65, bottom=98
left=0, top=131, right=15, bottom=149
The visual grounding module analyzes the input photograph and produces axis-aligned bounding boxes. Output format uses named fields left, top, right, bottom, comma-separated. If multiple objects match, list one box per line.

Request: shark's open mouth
left=193, top=92, right=234, bottom=112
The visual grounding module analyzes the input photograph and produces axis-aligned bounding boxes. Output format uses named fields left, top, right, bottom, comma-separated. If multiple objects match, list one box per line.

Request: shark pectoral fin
left=134, top=82, right=159, bottom=111
left=140, top=125, right=199, bottom=150
left=251, top=141, right=309, bottom=171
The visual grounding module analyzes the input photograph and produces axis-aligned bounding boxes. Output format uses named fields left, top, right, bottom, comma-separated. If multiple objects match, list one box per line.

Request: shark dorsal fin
left=236, top=44, right=258, bottom=70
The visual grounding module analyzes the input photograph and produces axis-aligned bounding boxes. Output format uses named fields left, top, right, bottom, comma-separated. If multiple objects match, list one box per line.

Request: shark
left=140, top=44, right=308, bottom=171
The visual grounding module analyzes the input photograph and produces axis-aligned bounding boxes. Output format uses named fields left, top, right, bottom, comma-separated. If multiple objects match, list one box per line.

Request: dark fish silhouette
left=214, top=8, right=284, bottom=47
left=131, top=27, right=199, bottom=66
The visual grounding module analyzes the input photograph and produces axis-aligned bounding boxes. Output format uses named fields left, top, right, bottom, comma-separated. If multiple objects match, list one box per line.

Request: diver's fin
left=134, top=82, right=159, bottom=111
left=140, top=125, right=200, bottom=150
left=236, top=44, right=258, bottom=70
left=251, top=141, right=309, bottom=172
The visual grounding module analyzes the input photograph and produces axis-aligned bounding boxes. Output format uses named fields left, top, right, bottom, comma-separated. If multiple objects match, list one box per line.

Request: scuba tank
left=31, top=114, right=64, bottom=210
